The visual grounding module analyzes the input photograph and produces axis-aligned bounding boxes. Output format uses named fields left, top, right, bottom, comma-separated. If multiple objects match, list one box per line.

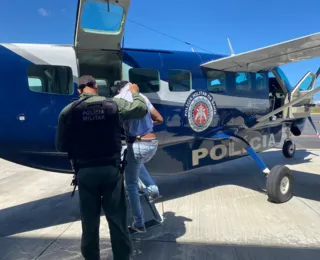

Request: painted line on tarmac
left=300, top=134, right=320, bottom=138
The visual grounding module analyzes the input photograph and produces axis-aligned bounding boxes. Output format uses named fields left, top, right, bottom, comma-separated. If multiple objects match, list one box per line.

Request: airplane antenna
left=127, top=18, right=214, bottom=54
left=227, top=38, right=235, bottom=56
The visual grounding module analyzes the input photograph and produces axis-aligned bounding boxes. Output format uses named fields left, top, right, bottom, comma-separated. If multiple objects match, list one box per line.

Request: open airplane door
left=200, top=31, right=320, bottom=130
left=252, top=69, right=320, bottom=129
left=287, top=69, right=319, bottom=119
left=74, top=0, right=131, bottom=96
left=74, top=0, right=130, bottom=51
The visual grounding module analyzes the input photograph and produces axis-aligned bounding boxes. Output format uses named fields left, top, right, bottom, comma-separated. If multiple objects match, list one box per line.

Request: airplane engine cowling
left=290, top=118, right=306, bottom=136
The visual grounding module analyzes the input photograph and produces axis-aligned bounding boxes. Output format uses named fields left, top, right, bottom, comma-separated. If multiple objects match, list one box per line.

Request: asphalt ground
left=0, top=116, right=320, bottom=260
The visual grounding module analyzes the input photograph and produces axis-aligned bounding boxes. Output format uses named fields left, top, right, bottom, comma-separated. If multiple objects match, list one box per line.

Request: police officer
left=55, top=75, right=148, bottom=260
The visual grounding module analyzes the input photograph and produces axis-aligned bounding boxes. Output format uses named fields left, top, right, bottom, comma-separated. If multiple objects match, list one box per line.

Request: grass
left=311, top=107, right=320, bottom=114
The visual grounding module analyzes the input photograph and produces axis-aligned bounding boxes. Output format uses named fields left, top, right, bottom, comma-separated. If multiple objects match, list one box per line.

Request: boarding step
left=121, top=148, right=164, bottom=235
left=138, top=190, right=163, bottom=202
left=129, top=219, right=163, bottom=235
left=126, top=181, right=164, bottom=235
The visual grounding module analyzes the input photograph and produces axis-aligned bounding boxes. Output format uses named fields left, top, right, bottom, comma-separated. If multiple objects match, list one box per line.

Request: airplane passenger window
left=28, top=77, right=43, bottom=93
left=81, top=1, right=124, bottom=33
left=27, top=65, right=74, bottom=95
left=129, top=68, right=160, bottom=93
left=168, top=69, right=192, bottom=92
left=206, top=70, right=226, bottom=93
left=235, top=72, right=251, bottom=92
left=255, top=73, right=268, bottom=91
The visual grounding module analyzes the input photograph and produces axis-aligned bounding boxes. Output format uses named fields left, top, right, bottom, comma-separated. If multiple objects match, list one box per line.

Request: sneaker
left=131, top=222, right=146, bottom=233
left=149, top=192, right=161, bottom=201
left=147, top=185, right=161, bottom=201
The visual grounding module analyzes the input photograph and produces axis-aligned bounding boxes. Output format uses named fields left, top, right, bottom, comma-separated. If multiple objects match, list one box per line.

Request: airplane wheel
left=282, top=140, right=295, bottom=158
left=266, top=165, right=293, bottom=203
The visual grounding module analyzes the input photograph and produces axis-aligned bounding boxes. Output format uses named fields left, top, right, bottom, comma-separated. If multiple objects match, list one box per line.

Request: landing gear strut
left=211, top=132, right=294, bottom=203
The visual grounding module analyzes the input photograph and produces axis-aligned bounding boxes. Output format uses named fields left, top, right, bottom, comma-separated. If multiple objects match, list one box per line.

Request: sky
left=1, top=0, right=320, bottom=99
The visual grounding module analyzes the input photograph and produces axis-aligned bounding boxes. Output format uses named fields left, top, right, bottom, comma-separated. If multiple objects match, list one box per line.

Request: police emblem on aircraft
left=184, top=91, right=219, bottom=132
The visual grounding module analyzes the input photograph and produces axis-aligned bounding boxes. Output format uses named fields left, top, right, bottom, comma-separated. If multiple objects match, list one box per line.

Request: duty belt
left=126, top=135, right=157, bottom=144
left=70, top=154, right=123, bottom=198
left=74, top=157, right=121, bottom=169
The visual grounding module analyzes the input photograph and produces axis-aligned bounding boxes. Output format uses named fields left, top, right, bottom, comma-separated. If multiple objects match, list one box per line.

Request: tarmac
left=1, top=116, right=320, bottom=260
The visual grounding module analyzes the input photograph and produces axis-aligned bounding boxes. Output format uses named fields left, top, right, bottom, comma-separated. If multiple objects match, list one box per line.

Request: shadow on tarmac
left=1, top=148, right=320, bottom=240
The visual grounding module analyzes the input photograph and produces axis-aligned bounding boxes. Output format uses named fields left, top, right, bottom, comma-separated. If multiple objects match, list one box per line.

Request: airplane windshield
left=274, top=67, right=293, bottom=91
left=81, top=1, right=124, bottom=34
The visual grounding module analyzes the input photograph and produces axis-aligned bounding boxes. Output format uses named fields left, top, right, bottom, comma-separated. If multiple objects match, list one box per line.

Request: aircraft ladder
left=121, top=147, right=164, bottom=235
left=127, top=180, right=164, bottom=235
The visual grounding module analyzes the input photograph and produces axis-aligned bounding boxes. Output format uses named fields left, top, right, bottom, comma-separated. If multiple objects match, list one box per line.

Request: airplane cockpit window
left=235, top=72, right=251, bottom=92
left=205, top=70, right=226, bottom=93
left=81, top=1, right=124, bottom=34
left=129, top=68, right=160, bottom=93
left=27, top=65, right=73, bottom=95
left=168, top=69, right=192, bottom=92
left=273, top=67, right=293, bottom=90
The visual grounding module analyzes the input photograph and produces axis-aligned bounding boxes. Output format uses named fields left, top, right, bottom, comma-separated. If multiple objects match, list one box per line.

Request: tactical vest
left=66, top=96, right=122, bottom=168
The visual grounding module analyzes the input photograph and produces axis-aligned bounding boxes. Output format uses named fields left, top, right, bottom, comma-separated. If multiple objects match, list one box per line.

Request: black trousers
left=77, top=165, right=132, bottom=260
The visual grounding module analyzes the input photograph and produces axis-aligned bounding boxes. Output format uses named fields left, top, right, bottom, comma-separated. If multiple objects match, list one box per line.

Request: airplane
left=1, top=0, right=320, bottom=226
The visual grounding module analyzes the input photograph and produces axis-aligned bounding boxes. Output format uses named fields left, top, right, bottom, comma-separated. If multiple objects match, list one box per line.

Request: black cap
left=79, top=75, right=96, bottom=89
left=115, top=80, right=129, bottom=88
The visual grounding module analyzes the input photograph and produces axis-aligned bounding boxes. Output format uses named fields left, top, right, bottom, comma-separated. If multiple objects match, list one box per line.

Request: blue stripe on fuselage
left=0, top=44, right=280, bottom=176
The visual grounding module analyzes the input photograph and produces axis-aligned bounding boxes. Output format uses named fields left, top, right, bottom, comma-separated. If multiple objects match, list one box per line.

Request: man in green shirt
left=55, top=75, right=148, bottom=260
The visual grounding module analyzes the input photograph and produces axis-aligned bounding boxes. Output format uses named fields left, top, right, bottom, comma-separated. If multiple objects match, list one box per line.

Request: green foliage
left=311, top=107, right=320, bottom=114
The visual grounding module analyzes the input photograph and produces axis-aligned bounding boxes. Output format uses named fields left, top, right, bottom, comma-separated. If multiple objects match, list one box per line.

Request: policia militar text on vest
left=67, top=96, right=127, bottom=195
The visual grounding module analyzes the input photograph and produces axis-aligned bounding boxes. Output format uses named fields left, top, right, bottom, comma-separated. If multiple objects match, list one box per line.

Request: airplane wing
left=201, top=32, right=320, bottom=72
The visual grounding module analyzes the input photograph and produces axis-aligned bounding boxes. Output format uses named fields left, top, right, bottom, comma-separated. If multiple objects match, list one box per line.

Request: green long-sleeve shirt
left=55, top=92, right=148, bottom=153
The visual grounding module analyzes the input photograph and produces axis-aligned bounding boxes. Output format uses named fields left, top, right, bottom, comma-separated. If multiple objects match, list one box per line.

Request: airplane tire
left=282, top=140, right=295, bottom=158
left=266, top=165, right=293, bottom=203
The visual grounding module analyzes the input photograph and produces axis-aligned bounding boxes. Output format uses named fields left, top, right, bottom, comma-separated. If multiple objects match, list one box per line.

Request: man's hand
left=129, top=83, right=139, bottom=94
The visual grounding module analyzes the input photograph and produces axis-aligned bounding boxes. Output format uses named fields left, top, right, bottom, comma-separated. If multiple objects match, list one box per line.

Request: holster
left=69, top=151, right=126, bottom=197
left=70, top=159, right=78, bottom=198
left=120, top=148, right=128, bottom=175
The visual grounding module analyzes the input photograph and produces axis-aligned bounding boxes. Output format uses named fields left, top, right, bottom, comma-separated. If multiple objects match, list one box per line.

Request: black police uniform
left=55, top=76, right=148, bottom=260
left=67, top=96, right=131, bottom=260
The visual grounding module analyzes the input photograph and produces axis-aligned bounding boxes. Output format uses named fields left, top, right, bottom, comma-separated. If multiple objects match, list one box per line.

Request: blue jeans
left=125, top=139, right=158, bottom=227
left=139, top=164, right=159, bottom=195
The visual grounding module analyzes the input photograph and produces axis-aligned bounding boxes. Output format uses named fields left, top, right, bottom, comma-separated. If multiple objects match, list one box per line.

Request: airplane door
left=253, top=68, right=320, bottom=128
left=74, top=0, right=130, bottom=51
left=288, top=71, right=318, bottom=119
